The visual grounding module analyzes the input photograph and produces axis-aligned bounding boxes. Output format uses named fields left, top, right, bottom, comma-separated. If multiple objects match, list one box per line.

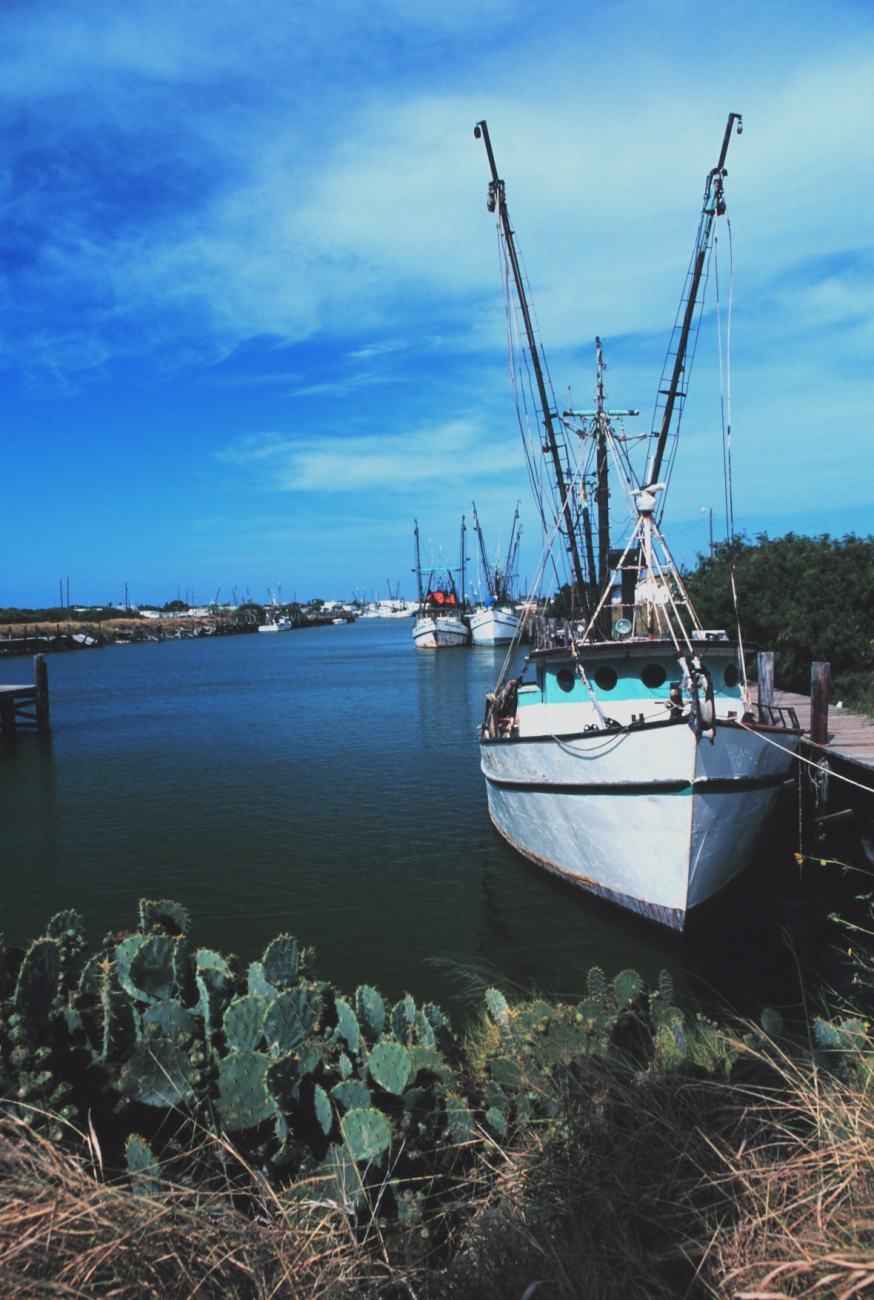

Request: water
left=0, top=621, right=812, bottom=1019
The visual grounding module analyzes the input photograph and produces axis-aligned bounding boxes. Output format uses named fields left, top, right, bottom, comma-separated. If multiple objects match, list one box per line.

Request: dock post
left=757, top=651, right=774, bottom=719
left=34, top=654, right=50, bottom=732
left=810, top=661, right=830, bottom=746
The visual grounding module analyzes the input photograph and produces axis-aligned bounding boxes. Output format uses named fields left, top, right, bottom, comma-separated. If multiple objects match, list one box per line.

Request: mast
left=475, top=120, right=592, bottom=622
left=564, top=340, right=638, bottom=606
left=413, top=519, right=423, bottom=603
left=594, top=339, right=610, bottom=587
left=460, top=515, right=467, bottom=608
left=646, top=113, right=742, bottom=491
left=471, top=502, right=493, bottom=598
left=503, top=501, right=521, bottom=602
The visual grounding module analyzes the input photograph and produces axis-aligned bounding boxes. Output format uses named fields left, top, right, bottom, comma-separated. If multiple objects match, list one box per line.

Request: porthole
left=556, top=668, right=575, bottom=693
left=724, top=662, right=739, bottom=688
left=594, top=665, right=618, bottom=692
left=641, top=663, right=667, bottom=690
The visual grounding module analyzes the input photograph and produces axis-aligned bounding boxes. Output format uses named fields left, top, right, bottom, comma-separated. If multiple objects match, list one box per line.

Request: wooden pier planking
left=774, top=688, right=874, bottom=774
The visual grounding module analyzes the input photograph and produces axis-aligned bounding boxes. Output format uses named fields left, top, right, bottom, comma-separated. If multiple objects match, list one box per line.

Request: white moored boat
left=412, top=518, right=472, bottom=649
left=469, top=605, right=522, bottom=646
left=475, top=114, right=801, bottom=929
left=469, top=501, right=524, bottom=645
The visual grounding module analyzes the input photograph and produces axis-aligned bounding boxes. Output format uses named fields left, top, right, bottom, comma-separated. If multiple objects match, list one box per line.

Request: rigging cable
left=714, top=213, right=751, bottom=707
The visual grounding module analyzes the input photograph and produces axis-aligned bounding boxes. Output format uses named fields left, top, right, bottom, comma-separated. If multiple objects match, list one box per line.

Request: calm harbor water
left=0, top=619, right=815, bottom=1020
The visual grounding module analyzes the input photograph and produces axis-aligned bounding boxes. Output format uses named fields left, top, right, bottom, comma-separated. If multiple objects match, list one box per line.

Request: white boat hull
left=481, top=718, right=798, bottom=928
left=469, top=607, right=522, bottom=645
left=413, top=614, right=471, bottom=649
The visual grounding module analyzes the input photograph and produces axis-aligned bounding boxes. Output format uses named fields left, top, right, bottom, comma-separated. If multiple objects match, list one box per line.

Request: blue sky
left=1, top=0, right=872, bottom=607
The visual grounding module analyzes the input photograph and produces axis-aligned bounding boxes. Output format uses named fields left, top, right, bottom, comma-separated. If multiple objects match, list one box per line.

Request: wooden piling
left=810, top=661, right=830, bottom=746
left=757, top=651, right=774, bottom=714
left=35, top=655, right=50, bottom=732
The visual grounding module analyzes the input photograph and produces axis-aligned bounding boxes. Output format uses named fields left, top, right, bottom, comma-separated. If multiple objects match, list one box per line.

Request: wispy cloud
left=216, top=420, right=523, bottom=494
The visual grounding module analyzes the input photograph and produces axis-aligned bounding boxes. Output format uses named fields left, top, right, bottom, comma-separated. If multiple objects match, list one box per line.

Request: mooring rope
left=734, top=716, right=874, bottom=794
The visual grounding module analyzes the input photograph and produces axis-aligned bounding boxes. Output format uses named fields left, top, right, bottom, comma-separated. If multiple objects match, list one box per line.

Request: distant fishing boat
left=474, top=115, right=801, bottom=929
left=469, top=501, right=523, bottom=646
left=412, top=518, right=472, bottom=649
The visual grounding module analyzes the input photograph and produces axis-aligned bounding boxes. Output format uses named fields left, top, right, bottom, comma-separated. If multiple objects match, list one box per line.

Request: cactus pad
left=485, top=988, right=510, bottom=1023
left=341, top=1107, right=392, bottom=1163
left=262, top=935, right=300, bottom=989
left=115, top=935, right=180, bottom=1004
left=264, top=985, right=320, bottom=1054
left=217, top=1051, right=275, bottom=1131
left=368, top=1040, right=412, bottom=1096
left=142, top=999, right=197, bottom=1039
left=195, top=961, right=235, bottom=1034
left=445, top=1093, right=476, bottom=1143
left=391, top=995, right=416, bottom=1043
left=331, top=1078, right=370, bottom=1111
left=586, top=966, right=609, bottom=1003
left=223, top=995, right=267, bottom=1052
left=613, top=969, right=643, bottom=1008
left=119, top=1039, right=194, bottom=1108
left=125, top=1134, right=161, bottom=1197
left=414, top=1010, right=436, bottom=1048
left=246, top=960, right=276, bottom=998
left=313, top=1083, right=333, bottom=1136
left=355, top=985, right=385, bottom=1040
left=139, top=899, right=190, bottom=937
left=46, top=909, right=85, bottom=941
left=334, top=998, right=360, bottom=1054
left=14, top=938, right=61, bottom=1021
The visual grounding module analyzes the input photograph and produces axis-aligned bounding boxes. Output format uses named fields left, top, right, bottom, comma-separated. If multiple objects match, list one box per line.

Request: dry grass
left=0, top=1114, right=415, bottom=1299
left=4, top=1018, right=874, bottom=1298
left=703, top=1027, right=874, bottom=1299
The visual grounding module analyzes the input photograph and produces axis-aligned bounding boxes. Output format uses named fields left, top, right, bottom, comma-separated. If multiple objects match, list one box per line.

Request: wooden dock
left=774, top=688, right=874, bottom=774
left=0, top=654, right=50, bottom=733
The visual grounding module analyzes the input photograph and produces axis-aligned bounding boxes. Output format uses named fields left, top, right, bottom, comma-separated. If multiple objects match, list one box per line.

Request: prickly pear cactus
left=217, top=1050, right=275, bottom=1131
left=264, top=985, right=320, bottom=1054
left=613, top=969, right=643, bottom=1008
left=334, top=998, right=360, bottom=1054
left=223, top=994, right=267, bottom=1052
left=391, top=995, right=416, bottom=1043
left=313, top=1083, right=333, bottom=1136
left=368, top=1041, right=412, bottom=1096
left=14, top=938, right=62, bottom=1022
left=115, top=934, right=181, bottom=1004
left=332, top=1078, right=370, bottom=1111
left=139, top=899, right=190, bottom=937
left=356, top=985, right=386, bottom=1041
left=262, top=935, right=300, bottom=989
left=119, top=1038, right=195, bottom=1108
left=341, top=1106, right=392, bottom=1163
left=125, top=1133, right=161, bottom=1197
left=484, top=987, right=510, bottom=1023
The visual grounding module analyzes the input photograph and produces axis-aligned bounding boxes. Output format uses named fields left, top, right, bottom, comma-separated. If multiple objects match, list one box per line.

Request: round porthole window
left=724, top=662, right=739, bottom=688
left=556, top=668, right=575, bottom=693
left=594, top=665, right=618, bottom=692
left=641, top=663, right=667, bottom=689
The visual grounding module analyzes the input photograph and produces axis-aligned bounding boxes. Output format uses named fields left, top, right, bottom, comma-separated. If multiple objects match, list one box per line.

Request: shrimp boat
left=412, top=518, right=472, bottom=649
left=468, top=501, right=524, bottom=646
left=474, top=116, right=801, bottom=929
